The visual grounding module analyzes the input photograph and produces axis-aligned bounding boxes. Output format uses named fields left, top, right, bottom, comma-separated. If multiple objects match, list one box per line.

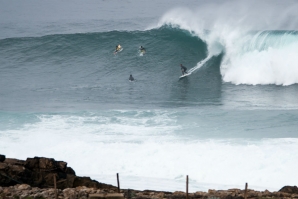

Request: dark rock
left=73, top=176, right=116, bottom=189
left=0, top=155, right=5, bottom=162
left=65, top=166, right=76, bottom=175
left=0, top=163, right=25, bottom=186
left=57, top=174, right=76, bottom=189
left=0, top=156, right=117, bottom=190
left=24, top=157, right=39, bottom=170
left=279, top=185, right=298, bottom=194
left=9, top=165, right=26, bottom=176
left=57, top=161, right=67, bottom=171
left=4, top=158, right=25, bottom=166
left=43, top=172, right=56, bottom=186
left=25, top=157, right=58, bottom=170
left=57, top=171, right=67, bottom=179
left=28, top=171, right=43, bottom=187
left=0, top=162, right=8, bottom=170
left=38, top=157, right=56, bottom=170
left=73, top=176, right=98, bottom=188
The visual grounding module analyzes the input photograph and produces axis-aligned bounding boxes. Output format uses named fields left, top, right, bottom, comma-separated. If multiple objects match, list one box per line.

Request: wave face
left=0, top=27, right=227, bottom=111
left=1, top=27, right=298, bottom=111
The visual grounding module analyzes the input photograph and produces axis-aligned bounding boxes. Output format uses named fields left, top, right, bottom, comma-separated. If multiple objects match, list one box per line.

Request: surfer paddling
left=116, top=44, right=122, bottom=51
left=180, top=64, right=188, bottom=75
left=114, top=44, right=122, bottom=54
left=129, top=74, right=134, bottom=81
left=139, top=46, right=146, bottom=53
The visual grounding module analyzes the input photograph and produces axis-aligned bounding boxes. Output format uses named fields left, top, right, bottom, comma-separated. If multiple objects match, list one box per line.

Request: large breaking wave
left=150, top=3, right=298, bottom=86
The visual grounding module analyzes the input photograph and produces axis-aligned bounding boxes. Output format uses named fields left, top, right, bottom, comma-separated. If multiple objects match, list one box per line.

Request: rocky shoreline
left=1, top=155, right=297, bottom=199
left=1, top=184, right=298, bottom=199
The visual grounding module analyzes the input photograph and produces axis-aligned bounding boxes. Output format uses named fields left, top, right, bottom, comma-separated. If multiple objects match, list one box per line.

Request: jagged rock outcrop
left=0, top=184, right=117, bottom=199
left=0, top=155, right=116, bottom=190
left=1, top=155, right=298, bottom=199
left=0, top=155, right=5, bottom=162
left=279, top=185, right=298, bottom=194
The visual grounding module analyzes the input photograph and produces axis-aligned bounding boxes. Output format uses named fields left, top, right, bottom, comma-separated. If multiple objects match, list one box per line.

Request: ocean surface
left=1, top=0, right=298, bottom=192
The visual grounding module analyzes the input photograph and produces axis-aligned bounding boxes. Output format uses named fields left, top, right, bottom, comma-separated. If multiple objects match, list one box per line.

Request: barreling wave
left=150, top=8, right=298, bottom=86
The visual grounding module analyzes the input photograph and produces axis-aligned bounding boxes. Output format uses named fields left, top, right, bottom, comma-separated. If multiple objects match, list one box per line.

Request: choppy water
left=1, top=0, right=298, bottom=192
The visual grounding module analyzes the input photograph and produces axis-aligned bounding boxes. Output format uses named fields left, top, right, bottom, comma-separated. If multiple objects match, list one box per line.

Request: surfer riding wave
left=180, top=64, right=187, bottom=75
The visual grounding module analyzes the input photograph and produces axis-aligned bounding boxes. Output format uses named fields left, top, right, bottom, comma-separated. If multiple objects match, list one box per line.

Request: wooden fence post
left=127, top=189, right=131, bottom=199
left=117, top=173, right=120, bottom=193
left=244, top=182, right=248, bottom=199
left=53, top=174, right=58, bottom=199
left=186, top=175, right=189, bottom=199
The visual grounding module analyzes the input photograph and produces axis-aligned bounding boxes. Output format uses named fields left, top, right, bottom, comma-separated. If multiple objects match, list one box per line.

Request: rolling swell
left=0, top=27, right=223, bottom=111
left=0, top=27, right=210, bottom=69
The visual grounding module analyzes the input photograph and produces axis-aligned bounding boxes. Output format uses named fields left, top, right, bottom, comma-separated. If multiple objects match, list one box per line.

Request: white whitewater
left=187, top=55, right=212, bottom=74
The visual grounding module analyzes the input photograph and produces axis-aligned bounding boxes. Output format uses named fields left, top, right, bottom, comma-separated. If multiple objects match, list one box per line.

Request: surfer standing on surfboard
left=180, top=64, right=188, bottom=75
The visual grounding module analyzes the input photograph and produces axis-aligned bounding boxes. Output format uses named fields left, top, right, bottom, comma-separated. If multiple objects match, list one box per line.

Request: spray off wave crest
left=151, top=5, right=298, bottom=86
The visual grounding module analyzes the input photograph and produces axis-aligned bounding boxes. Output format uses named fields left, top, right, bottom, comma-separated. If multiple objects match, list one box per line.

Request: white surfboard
left=139, top=50, right=145, bottom=56
left=179, top=72, right=191, bottom=79
left=178, top=55, right=212, bottom=79
left=114, top=47, right=123, bottom=55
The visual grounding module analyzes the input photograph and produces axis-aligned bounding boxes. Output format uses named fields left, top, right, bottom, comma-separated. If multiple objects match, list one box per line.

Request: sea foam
left=1, top=111, right=297, bottom=191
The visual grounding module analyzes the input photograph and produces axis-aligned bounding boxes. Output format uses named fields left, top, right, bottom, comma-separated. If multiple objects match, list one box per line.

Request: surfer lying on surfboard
left=114, top=44, right=123, bottom=55
left=139, top=46, right=146, bottom=53
left=180, top=64, right=188, bottom=75
left=115, top=44, right=122, bottom=52
left=129, top=74, right=134, bottom=81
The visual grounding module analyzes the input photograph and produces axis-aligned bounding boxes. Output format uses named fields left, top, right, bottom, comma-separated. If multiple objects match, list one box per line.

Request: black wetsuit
left=180, top=65, right=187, bottom=75
left=129, top=75, right=134, bottom=81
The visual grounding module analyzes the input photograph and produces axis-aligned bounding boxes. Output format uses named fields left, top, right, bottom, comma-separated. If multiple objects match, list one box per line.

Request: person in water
left=129, top=74, right=134, bottom=81
left=139, top=46, right=146, bottom=53
left=180, top=64, right=188, bottom=75
left=115, top=44, right=122, bottom=52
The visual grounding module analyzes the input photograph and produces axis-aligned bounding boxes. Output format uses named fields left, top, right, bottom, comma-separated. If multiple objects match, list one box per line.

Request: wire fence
left=90, top=174, right=254, bottom=193
left=52, top=173, right=250, bottom=199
